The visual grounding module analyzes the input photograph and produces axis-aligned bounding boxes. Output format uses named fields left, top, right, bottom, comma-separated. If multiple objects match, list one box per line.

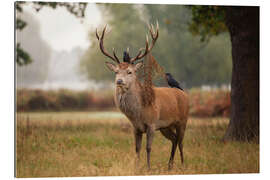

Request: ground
left=16, top=112, right=259, bottom=177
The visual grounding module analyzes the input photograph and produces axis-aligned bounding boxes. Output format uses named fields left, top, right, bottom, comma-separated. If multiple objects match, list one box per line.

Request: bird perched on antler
left=165, top=73, right=184, bottom=91
left=123, top=47, right=131, bottom=63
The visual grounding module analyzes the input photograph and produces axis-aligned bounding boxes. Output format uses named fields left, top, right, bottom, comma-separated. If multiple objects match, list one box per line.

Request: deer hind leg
left=160, top=127, right=178, bottom=170
left=176, top=124, right=186, bottom=164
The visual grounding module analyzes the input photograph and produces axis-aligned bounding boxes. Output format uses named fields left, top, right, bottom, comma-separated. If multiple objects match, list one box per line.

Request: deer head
left=96, top=22, right=159, bottom=91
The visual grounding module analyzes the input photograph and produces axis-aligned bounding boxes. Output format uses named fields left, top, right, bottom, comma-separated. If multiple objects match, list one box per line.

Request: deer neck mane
left=115, top=78, right=144, bottom=119
left=115, top=77, right=155, bottom=119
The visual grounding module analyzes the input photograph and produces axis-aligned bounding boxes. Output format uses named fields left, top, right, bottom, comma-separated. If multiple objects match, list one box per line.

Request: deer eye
left=115, top=71, right=119, bottom=74
left=127, top=71, right=132, bottom=75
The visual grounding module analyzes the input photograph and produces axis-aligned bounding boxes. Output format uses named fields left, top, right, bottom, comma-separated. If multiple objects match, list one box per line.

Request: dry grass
left=16, top=112, right=259, bottom=177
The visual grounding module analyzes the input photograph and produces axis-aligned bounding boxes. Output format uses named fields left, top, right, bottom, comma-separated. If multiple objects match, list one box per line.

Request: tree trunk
left=224, top=7, right=259, bottom=141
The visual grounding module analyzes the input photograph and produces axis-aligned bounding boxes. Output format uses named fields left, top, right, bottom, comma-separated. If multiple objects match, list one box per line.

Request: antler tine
left=100, top=24, right=106, bottom=40
left=96, top=28, right=100, bottom=40
left=150, top=24, right=155, bottom=38
left=130, top=51, right=142, bottom=63
left=97, top=25, right=120, bottom=64
left=148, top=22, right=159, bottom=52
left=130, top=21, right=159, bottom=63
left=130, top=35, right=149, bottom=63
left=112, top=48, right=120, bottom=63
left=148, top=23, right=153, bottom=35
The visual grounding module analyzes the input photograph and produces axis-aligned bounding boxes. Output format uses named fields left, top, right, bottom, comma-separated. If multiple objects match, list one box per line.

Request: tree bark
left=224, top=7, right=259, bottom=141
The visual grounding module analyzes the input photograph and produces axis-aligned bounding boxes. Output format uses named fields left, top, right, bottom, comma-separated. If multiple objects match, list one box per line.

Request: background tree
left=189, top=6, right=259, bottom=141
left=80, top=4, right=147, bottom=82
left=16, top=12, right=51, bottom=87
left=80, top=4, right=232, bottom=88
left=15, top=1, right=87, bottom=66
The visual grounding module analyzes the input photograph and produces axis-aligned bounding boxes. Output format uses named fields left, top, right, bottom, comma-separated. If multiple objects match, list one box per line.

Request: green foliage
left=81, top=4, right=232, bottom=87
left=15, top=1, right=25, bottom=12
left=16, top=18, right=27, bottom=30
left=16, top=43, right=32, bottom=66
left=28, top=2, right=87, bottom=18
left=80, top=4, right=147, bottom=82
left=145, top=5, right=231, bottom=87
left=188, top=6, right=227, bottom=42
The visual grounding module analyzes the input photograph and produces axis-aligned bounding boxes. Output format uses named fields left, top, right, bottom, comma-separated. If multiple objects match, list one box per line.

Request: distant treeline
left=16, top=89, right=115, bottom=112
left=16, top=89, right=230, bottom=117
left=188, top=89, right=230, bottom=117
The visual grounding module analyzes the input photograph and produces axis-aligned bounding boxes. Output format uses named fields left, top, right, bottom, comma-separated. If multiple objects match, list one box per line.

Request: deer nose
left=116, top=79, right=123, bottom=85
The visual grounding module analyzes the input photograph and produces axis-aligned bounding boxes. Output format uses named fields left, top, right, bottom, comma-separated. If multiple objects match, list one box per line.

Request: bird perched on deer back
left=165, top=73, right=184, bottom=91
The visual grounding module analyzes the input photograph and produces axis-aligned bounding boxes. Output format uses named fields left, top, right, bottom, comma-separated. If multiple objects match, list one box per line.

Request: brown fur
left=140, top=54, right=162, bottom=107
left=118, top=62, right=130, bottom=69
left=115, top=81, right=189, bottom=132
left=113, top=67, right=189, bottom=169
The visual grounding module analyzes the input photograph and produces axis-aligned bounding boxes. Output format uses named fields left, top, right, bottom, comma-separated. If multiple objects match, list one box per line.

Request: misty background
left=16, top=3, right=232, bottom=90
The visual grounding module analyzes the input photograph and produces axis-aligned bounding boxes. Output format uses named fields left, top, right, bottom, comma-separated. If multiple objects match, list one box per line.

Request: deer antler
left=130, top=21, right=159, bottom=64
left=96, top=25, right=120, bottom=64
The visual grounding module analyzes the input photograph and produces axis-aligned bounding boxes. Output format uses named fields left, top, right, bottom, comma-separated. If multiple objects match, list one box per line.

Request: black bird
left=123, top=50, right=131, bottom=63
left=165, top=73, right=184, bottom=91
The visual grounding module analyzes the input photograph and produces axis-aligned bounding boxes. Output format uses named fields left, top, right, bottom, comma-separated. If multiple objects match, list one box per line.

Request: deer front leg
left=134, top=129, right=143, bottom=162
left=146, top=125, right=155, bottom=170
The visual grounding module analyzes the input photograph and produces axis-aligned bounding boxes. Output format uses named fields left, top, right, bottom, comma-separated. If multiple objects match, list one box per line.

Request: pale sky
left=23, top=3, right=102, bottom=51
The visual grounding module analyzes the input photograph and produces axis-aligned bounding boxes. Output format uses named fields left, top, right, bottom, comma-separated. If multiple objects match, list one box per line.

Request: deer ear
left=105, top=62, right=117, bottom=72
left=134, top=62, right=143, bottom=72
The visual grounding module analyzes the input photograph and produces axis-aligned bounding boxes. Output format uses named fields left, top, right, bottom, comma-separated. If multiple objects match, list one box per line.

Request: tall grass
left=16, top=112, right=259, bottom=177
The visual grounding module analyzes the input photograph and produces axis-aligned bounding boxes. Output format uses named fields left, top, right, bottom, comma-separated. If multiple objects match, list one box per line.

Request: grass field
left=16, top=112, right=259, bottom=177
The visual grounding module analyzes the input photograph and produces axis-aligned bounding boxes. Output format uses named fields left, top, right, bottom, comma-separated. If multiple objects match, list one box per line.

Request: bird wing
left=170, top=78, right=184, bottom=90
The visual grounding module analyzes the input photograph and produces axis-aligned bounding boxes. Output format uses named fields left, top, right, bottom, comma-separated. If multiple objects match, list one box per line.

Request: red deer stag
left=96, top=23, right=189, bottom=170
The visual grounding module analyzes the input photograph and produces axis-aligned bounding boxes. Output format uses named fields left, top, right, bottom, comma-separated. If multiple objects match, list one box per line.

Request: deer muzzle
left=116, top=79, right=124, bottom=85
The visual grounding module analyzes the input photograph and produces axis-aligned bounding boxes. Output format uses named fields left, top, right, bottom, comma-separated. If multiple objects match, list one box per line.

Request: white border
left=1, top=0, right=269, bottom=180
